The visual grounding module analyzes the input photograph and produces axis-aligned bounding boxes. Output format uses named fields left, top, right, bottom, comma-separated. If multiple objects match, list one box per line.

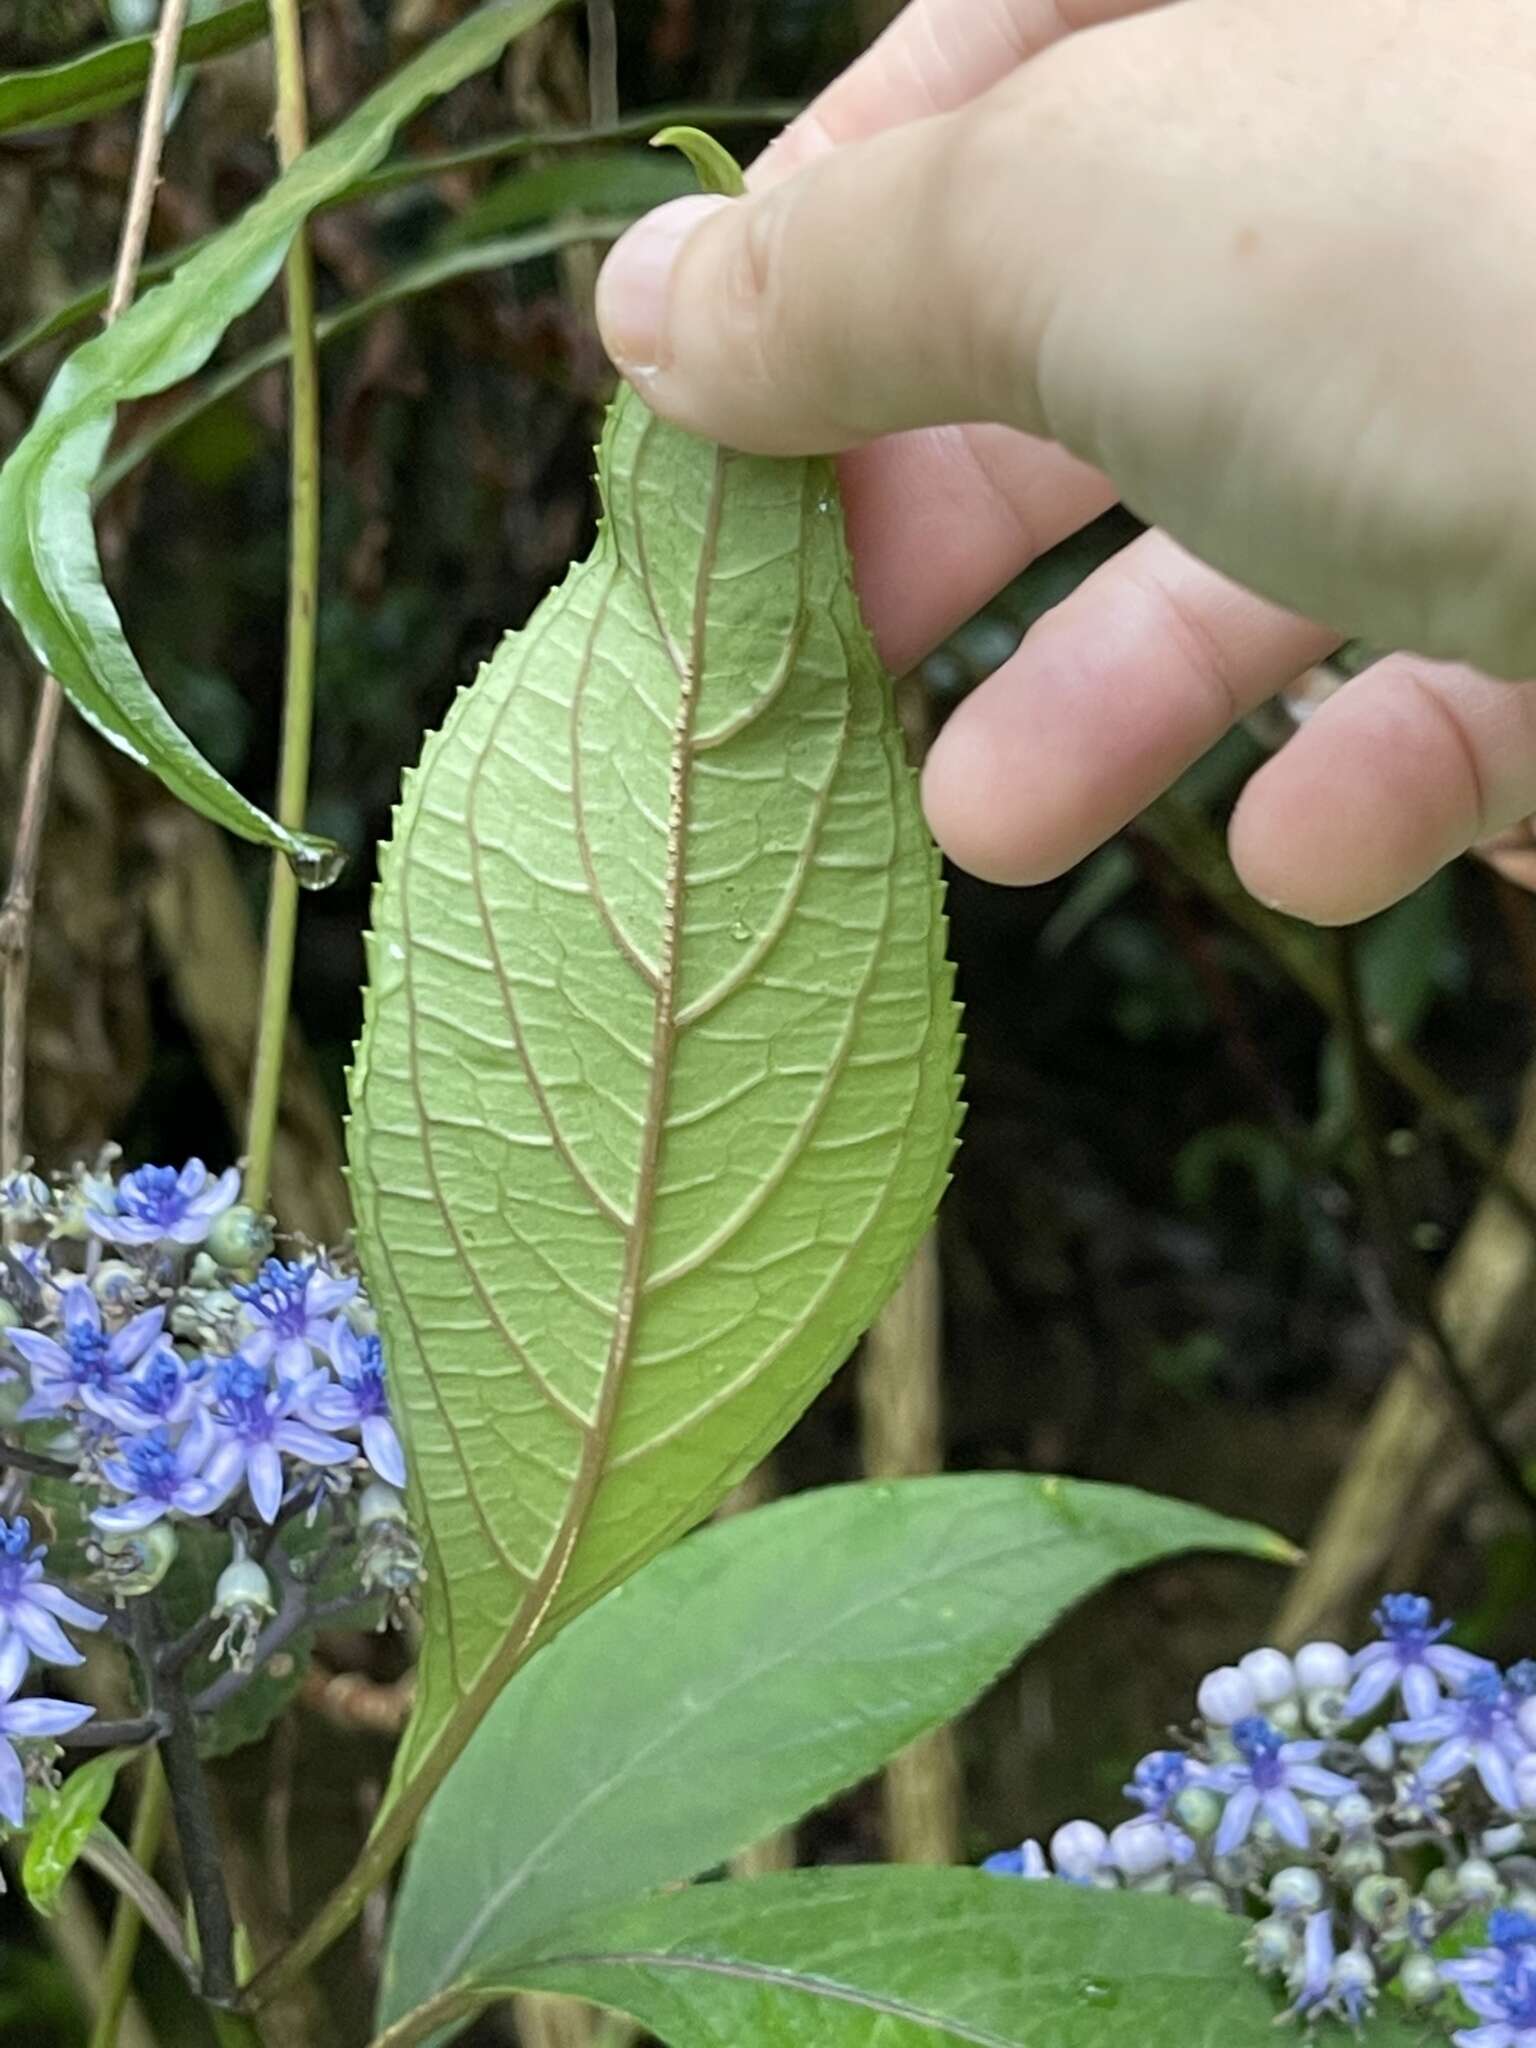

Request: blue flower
left=0, top=1518, right=103, bottom=1668
left=234, top=1260, right=357, bottom=1382
left=1449, top=1955, right=1536, bottom=2047
left=6, top=1283, right=165, bottom=1418
left=1346, top=1593, right=1497, bottom=1721
left=1393, top=1668, right=1524, bottom=1811
left=87, top=1159, right=241, bottom=1249
left=82, top=1345, right=205, bottom=1436
left=1286, top=1912, right=1336, bottom=2021
left=1125, top=1750, right=1190, bottom=1817
left=1445, top=1912, right=1536, bottom=1993
left=1205, top=1717, right=1356, bottom=1857
left=981, top=1841, right=1049, bottom=1879
left=203, top=1356, right=355, bottom=1524
left=91, top=1418, right=231, bottom=1534
left=299, top=1323, right=405, bottom=1488
left=0, top=1634, right=94, bottom=1826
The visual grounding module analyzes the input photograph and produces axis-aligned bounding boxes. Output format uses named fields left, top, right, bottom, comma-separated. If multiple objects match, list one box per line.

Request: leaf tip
left=651, top=126, right=746, bottom=199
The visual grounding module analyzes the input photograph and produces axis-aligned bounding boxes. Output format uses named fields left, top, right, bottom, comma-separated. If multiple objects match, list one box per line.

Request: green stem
left=87, top=1753, right=169, bottom=2048
left=211, top=2010, right=268, bottom=2048
left=245, top=0, right=322, bottom=1211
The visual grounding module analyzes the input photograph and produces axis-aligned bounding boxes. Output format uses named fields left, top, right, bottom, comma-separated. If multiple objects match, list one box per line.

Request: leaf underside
left=347, top=385, right=962, bottom=1828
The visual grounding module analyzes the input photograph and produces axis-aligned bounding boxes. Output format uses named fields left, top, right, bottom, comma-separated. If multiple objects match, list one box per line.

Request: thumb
left=594, top=90, right=1067, bottom=456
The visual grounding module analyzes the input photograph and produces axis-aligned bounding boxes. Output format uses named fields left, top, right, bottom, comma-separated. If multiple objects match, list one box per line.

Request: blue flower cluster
left=981, top=1595, right=1536, bottom=2037
left=2, top=1161, right=406, bottom=1535
left=0, top=1156, right=421, bottom=1828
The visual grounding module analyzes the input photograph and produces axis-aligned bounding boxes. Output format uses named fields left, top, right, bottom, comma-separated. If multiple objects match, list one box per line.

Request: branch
left=0, top=1439, right=78, bottom=1482
left=59, top=1714, right=167, bottom=1751
left=0, top=0, right=192, bottom=1180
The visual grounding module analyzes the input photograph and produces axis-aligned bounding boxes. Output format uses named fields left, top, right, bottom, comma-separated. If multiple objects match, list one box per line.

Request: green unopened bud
left=1353, top=1875, right=1410, bottom=1930
left=358, top=1482, right=409, bottom=1530
left=1269, top=1867, right=1325, bottom=1915
left=1456, top=1858, right=1503, bottom=1909
left=1179, top=1881, right=1230, bottom=1911
left=1171, top=1787, right=1222, bottom=1839
left=1304, top=1687, right=1349, bottom=1735
left=91, top=1261, right=142, bottom=1313
left=91, top=1521, right=178, bottom=1598
left=212, top=1553, right=277, bottom=1672
left=205, top=1206, right=274, bottom=1272
left=1398, top=1954, right=1444, bottom=2009
left=1421, top=1866, right=1459, bottom=1909
left=1247, top=1916, right=1297, bottom=1975
left=1333, top=1838, right=1386, bottom=1885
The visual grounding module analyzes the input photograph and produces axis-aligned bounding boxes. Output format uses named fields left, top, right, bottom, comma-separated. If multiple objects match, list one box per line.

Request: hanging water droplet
left=730, top=918, right=751, bottom=942
left=1078, top=1983, right=1117, bottom=2010
left=288, top=839, right=347, bottom=891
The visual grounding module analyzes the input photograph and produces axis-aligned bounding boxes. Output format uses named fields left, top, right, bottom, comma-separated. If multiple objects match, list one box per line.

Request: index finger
left=755, top=0, right=1169, bottom=180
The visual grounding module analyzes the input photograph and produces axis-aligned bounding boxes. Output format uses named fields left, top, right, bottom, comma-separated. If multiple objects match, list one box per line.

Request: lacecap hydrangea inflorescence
left=982, top=1597, right=1536, bottom=2039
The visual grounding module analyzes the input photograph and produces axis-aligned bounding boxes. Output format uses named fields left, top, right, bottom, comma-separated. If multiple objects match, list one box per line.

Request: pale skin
left=594, top=0, right=1536, bottom=926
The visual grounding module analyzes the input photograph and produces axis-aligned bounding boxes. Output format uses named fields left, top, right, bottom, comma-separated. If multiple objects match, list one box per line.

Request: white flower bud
left=1518, top=1697, right=1536, bottom=1750
left=1304, top=1687, right=1348, bottom=1735
left=1172, top=1787, right=1222, bottom=1839
left=1353, top=1875, right=1410, bottom=1929
left=1180, top=1881, right=1230, bottom=1910
left=1331, top=1948, right=1376, bottom=2007
left=1247, top=1916, right=1296, bottom=1974
left=1332, top=1792, right=1376, bottom=1834
left=1456, top=1858, right=1503, bottom=1908
left=358, top=1481, right=410, bottom=1530
left=1049, top=1821, right=1108, bottom=1881
left=1109, top=1819, right=1171, bottom=1880
left=1334, top=1838, right=1385, bottom=1885
left=213, top=1556, right=276, bottom=1623
left=1239, top=1648, right=1297, bottom=1707
left=1360, top=1728, right=1395, bottom=1773
left=1197, top=1666, right=1258, bottom=1727
left=1293, top=1642, right=1351, bottom=1694
left=1398, top=1954, right=1444, bottom=2009
left=1268, top=1867, right=1325, bottom=1915
left=1483, top=1824, right=1527, bottom=1860
left=206, top=1206, right=274, bottom=1272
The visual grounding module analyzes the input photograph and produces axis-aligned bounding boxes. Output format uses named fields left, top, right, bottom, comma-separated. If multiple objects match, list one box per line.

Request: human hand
left=595, top=0, right=1536, bottom=924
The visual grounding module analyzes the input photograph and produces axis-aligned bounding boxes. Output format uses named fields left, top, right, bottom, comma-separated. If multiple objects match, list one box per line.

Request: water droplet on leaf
left=289, top=840, right=347, bottom=891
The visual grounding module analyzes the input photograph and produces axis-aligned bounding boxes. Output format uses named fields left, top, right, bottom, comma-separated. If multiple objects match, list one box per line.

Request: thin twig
left=585, top=0, right=618, bottom=125
left=1331, top=926, right=1536, bottom=1529
left=59, top=1714, right=167, bottom=1751
left=88, top=1753, right=170, bottom=2048
left=244, top=0, right=322, bottom=1210
left=0, top=0, right=191, bottom=1182
left=0, top=1439, right=79, bottom=1482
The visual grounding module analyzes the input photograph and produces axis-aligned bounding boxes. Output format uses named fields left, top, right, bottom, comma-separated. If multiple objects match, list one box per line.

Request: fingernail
left=596, top=194, right=730, bottom=373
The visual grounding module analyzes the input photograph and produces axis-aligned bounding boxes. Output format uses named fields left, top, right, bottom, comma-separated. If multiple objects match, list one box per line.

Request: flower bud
left=1171, top=1787, right=1223, bottom=1839
left=0, top=1171, right=49, bottom=1223
left=206, top=1206, right=274, bottom=1272
left=1268, top=1697, right=1303, bottom=1735
left=1332, top=1792, right=1376, bottom=1835
left=1180, top=1881, right=1230, bottom=1910
left=1247, top=1916, right=1297, bottom=1975
left=91, top=1522, right=178, bottom=1597
left=1197, top=1667, right=1258, bottom=1727
left=1049, top=1821, right=1108, bottom=1882
left=1109, top=1819, right=1172, bottom=1880
left=1421, top=1866, right=1458, bottom=1908
left=1398, top=1954, right=1443, bottom=2009
left=1483, top=1823, right=1527, bottom=1860
left=1360, top=1728, right=1395, bottom=1773
left=90, top=1260, right=142, bottom=1313
left=1269, top=1867, right=1325, bottom=1915
left=1293, top=1642, right=1351, bottom=1694
left=1518, top=1697, right=1536, bottom=1750
left=1304, top=1688, right=1349, bottom=1735
left=358, top=1481, right=410, bottom=1530
left=1333, top=1839, right=1385, bottom=1885
left=213, top=1556, right=276, bottom=1623
left=1353, top=1875, right=1410, bottom=1930
left=1457, top=1858, right=1504, bottom=1909
left=1331, top=1948, right=1376, bottom=2008
left=1239, top=1648, right=1297, bottom=1707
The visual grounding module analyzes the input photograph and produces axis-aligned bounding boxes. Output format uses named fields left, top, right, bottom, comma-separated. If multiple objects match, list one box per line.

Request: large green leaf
left=380, top=1474, right=1293, bottom=2034
left=376, top=1873, right=1425, bottom=2048
left=0, top=0, right=570, bottom=870
left=0, top=0, right=277, bottom=137
left=347, top=382, right=961, bottom=1857
left=442, top=149, right=694, bottom=244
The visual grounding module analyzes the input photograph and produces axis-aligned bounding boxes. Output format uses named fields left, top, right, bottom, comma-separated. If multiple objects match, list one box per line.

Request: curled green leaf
left=652, top=125, right=747, bottom=198
left=21, top=1748, right=137, bottom=1914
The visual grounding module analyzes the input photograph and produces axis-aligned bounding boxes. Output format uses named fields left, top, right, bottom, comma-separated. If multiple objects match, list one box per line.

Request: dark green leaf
left=0, top=0, right=277, bottom=137
left=21, top=1748, right=136, bottom=1914
left=392, top=1874, right=1424, bottom=2048
left=380, top=1474, right=1293, bottom=2034
left=0, top=0, right=570, bottom=868
left=441, top=151, right=694, bottom=245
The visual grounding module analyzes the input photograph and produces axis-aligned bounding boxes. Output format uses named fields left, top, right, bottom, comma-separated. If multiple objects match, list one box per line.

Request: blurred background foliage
left=4, top=1, right=1536, bottom=2043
